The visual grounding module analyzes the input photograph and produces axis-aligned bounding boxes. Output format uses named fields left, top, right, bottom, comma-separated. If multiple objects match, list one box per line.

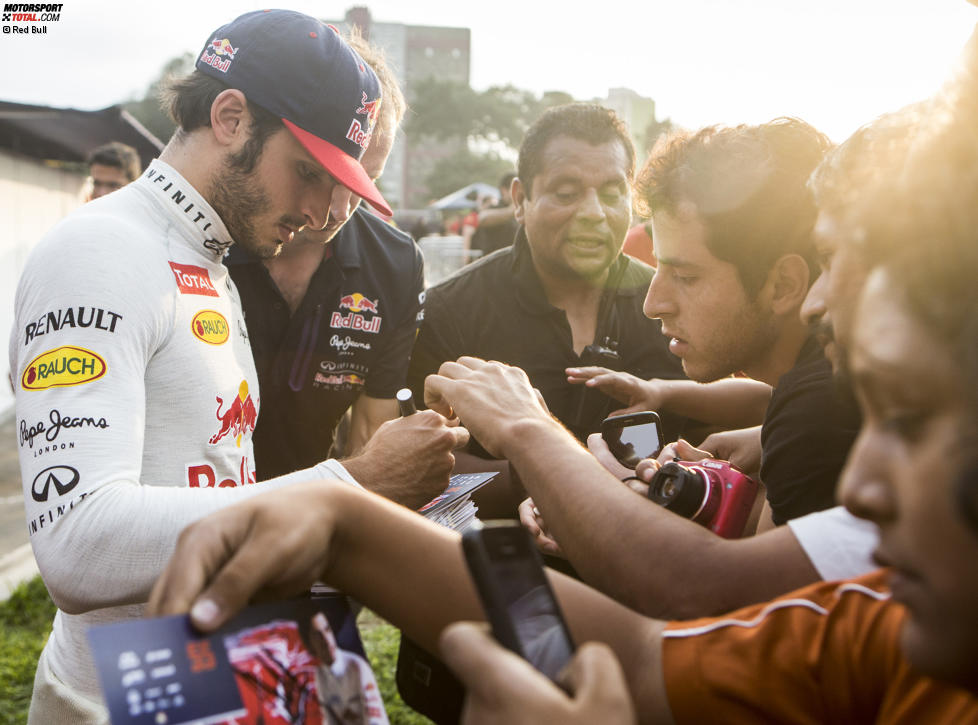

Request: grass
left=0, top=575, right=57, bottom=725
left=358, top=609, right=435, bottom=725
left=0, top=575, right=431, bottom=725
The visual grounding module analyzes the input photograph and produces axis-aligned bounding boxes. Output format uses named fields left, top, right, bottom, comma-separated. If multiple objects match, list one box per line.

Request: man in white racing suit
left=10, top=10, right=467, bottom=722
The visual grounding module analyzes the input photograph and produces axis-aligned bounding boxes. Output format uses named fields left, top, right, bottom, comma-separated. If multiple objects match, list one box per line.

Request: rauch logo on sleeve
left=169, top=262, right=219, bottom=297
left=21, top=346, right=106, bottom=390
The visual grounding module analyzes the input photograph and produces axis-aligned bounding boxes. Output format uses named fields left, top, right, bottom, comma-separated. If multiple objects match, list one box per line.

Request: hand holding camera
left=647, top=458, right=759, bottom=539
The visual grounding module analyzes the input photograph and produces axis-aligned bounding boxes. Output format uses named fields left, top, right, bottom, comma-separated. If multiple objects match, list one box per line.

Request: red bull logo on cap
left=336, top=292, right=379, bottom=314
left=200, top=37, right=239, bottom=74
left=355, top=92, right=382, bottom=127
left=209, top=380, right=258, bottom=448
left=210, top=38, right=238, bottom=58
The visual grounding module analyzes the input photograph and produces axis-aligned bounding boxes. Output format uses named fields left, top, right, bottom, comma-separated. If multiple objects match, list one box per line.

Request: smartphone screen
left=462, top=524, right=575, bottom=683
left=602, top=412, right=663, bottom=466
left=617, top=420, right=661, bottom=460
left=491, top=556, right=574, bottom=681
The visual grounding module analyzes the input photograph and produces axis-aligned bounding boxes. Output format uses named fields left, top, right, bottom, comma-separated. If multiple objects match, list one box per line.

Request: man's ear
left=512, top=177, right=527, bottom=226
left=209, top=89, right=250, bottom=148
left=766, top=253, right=811, bottom=316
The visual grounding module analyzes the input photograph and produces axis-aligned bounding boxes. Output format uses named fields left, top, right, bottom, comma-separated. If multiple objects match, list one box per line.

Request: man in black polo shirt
left=228, top=35, right=429, bottom=494
left=407, top=104, right=687, bottom=454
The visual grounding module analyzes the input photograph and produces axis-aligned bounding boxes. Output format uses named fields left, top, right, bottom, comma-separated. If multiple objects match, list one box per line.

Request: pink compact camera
left=647, top=459, right=759, bottom=538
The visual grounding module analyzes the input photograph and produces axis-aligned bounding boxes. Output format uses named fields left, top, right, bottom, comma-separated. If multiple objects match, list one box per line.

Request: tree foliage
left=404, top=78, right=575, bottom=154
left=404, top=79, right=587, bottom=200
left=423, top=148, right=515, bottom=200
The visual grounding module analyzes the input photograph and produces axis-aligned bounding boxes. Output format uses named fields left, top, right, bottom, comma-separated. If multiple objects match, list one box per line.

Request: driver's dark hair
left=161, top=71, right=282, bottom=173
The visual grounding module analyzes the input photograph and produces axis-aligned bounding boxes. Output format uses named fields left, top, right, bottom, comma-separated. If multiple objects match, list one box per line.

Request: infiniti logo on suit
left=31, top=465, right=80, bottom=502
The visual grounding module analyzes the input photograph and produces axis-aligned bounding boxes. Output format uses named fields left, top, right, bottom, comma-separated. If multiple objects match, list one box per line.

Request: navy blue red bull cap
left=195, top=9, right=392, bottom=216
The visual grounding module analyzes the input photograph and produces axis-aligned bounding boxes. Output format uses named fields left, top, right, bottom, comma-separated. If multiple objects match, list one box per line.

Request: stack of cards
left=418, top=471, right=498, bottom=531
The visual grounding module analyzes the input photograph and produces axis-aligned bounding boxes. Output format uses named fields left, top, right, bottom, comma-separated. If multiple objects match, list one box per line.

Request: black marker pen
left=397, top=388, right=417, bottom=417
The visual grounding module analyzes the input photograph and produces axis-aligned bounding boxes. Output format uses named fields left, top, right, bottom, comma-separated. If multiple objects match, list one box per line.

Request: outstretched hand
left=439, top=622, right=637, bottom=725
left=425, top=357, right=557, bottom=458
left=148, top=480, right=344, bottom=631
left=518, top=497, right=564, bottom=557
left=565, top=367, right=663, bottom=417
left=587, top=433, right=660, bottom=496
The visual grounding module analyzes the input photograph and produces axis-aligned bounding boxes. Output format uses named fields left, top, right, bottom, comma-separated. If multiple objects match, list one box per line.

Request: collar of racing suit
left=136, top=159, right=235, bottom=259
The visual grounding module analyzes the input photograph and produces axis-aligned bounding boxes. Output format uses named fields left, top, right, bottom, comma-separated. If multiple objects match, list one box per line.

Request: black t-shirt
left=760, top=335, right=862, bottom=525
left=407, top=229, right=687, bottom=447
left=228, top=208, right=424, bottom=480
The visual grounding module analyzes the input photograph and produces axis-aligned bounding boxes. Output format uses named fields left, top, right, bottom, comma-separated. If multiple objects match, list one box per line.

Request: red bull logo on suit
left=209, top=380, right=258, bottom=447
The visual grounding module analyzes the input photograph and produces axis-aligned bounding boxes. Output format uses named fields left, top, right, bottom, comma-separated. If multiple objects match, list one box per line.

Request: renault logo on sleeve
left=31, top=465, right=80, bottom=502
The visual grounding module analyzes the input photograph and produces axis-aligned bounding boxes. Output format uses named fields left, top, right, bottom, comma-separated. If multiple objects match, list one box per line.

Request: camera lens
left=648, top=462, right=710, bottom=519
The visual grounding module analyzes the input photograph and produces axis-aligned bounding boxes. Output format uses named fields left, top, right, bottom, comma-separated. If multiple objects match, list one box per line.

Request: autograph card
left=89, top=595, right=386, bottom=725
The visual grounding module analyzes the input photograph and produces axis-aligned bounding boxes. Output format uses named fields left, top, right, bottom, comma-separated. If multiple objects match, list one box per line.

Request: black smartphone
left=601, top=411, right=664, bottom=468
left=461, top=521, right=576, bottom=685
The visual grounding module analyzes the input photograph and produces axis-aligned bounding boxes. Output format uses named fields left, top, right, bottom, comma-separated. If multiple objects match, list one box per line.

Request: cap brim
left=282, top=118, right=392, bottom=217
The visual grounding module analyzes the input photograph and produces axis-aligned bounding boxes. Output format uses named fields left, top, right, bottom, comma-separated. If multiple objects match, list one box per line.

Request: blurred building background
left=0, top=102, right=163, bottom=415
left=326, top=6, right=665, bottom=208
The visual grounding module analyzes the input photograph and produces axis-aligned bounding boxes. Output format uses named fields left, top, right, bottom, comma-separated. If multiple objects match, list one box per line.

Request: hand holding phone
left=461, top=521, right=575, bottom=685
left=601, top=411, right=664, bottom=468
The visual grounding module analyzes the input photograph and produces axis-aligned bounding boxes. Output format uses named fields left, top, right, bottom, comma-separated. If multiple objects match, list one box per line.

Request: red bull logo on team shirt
left=209, top=380, right=258, bottom=447
left=337, top=293, right=379, bottom=314
left=330, top=312, right=381, bottom=334
left=333, top=293, right=381, bottom=333
left=313, top=372, right=365, bottom=388
left=200, top=37, right=239, bottom=73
